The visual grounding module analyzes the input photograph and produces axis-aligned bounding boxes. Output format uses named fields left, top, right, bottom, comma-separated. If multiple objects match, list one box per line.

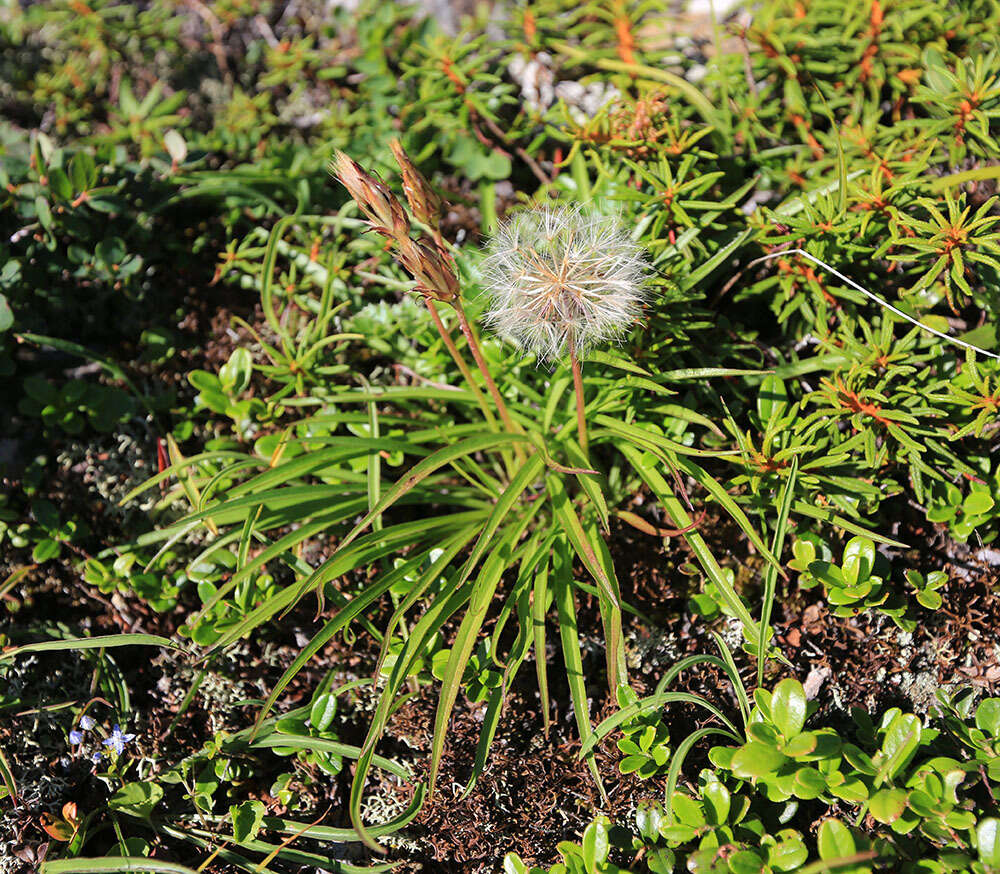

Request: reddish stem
left=453, top=302, right=523, bottom=446
left=424, top=299, right=495, bottom=427
left=568, top=333, right=588, bottom=459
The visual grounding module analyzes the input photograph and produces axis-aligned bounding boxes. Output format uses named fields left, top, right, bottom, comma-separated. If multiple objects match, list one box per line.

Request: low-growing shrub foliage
left=1, top=0, right=1000, bottom=870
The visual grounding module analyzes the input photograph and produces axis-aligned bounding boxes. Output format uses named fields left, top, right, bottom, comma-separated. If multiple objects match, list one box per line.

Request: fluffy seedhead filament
left=481, top=205, right=648, bottom=362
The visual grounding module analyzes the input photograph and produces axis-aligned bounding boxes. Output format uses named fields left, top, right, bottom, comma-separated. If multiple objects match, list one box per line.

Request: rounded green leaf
left=797, top=729, right=842, bottom=762
left=976, top=699, right=1000, bottom=737
left=749, top=722, right=780, bottom=745
left=619, top=755, right=647, bottom=774
left=946, top=809, right=977, bottom=830
left=782, top=731, right=817, bottom=758
left=731, top=741, right=788, bottom=779
left=231, top=799, right=265, bottom=843
left=109, top=782, right=163, bottom=820
left=841, top=580, right=874, bottom=600
left=977, top=818, right=1000, bottom=867
left=963, top=491, right=995, bottom=518
left=771, top=679, right=808, bottom=739
left=869, top=788, right=907, bottom=824
left=916, top=589, right=943, bottom=610
left=841, top=743, right=877, bottom=775
left=828, top=776, right=869, bottom=803
left=503, top=854, right=529, bottom=874
left=635, top=803, right=664, bottom=841
left=767, top=835, right=809, bottom=872
left=808, top=560, right=844, bottom=588
left=35, top=195, right=53, bottom=232
left=32, top=538, right=61, bottom=563
left=841, top=536, right=875, bottom=585
left=581, top=818, right=609, bottom=873
left=709, top=746, right=736, bottom=769
left=671, top=793, right=707, bottom=828
left=702, top=779, right=731, bottom=826
left=0, top=294, right=12, bottom=333
left=817, top=818, right=855, bottom=861
left=757, top=375, right=788, bottom=426
left=926, top=506, right=955, bottom=523
left=188, top=370, right=222, bottom=393
left=954, top=518, right=978, bottom=540
left=647, top=847, right=676, bottom=874
left=790, top=539, right=817, bottom=569
left=728, top=849, right=765, bottom=874
left=880, top=713, right=922, bottom=780
left=220, top=347, right=253, bottom=394
left=107, top=837, right=151, bottom=857
left=792, top=767, right=826, bottom=800
left=309, top=692, right=337, bottom=733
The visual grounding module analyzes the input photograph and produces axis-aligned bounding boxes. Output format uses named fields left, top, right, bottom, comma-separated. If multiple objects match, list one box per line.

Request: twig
left=392, top=362, right=462, bottom=392
left=477, top=113, right=554, bottom=187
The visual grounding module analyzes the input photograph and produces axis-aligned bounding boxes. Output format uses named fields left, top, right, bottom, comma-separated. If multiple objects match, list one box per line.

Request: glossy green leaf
left=109, top=782, right=163, bottom=820
left=730, top=741, right=788, bottom=779
left=817, top=818, right=856, bottom=861
left=978, top=818, right=1000, bottom=867
left=771, top=678, right=808, bottom=739
left=880, top=713, right=922, bottom=781
left=869, top=788, right=907, bottom=824
left=230, top=800, right=265, bottom=843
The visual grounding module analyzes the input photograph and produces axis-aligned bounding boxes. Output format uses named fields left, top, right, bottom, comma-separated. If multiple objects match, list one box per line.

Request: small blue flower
left=69, top=730, right=84, bottom=745
left=91, top=751, right=103, bottom=764
left=79, top=715, right=96, bottom=731
left=101, top=725, right=136, bottom=756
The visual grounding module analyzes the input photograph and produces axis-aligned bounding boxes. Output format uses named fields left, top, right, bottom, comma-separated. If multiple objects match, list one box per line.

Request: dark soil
left=4, top=486, right=998, bottom=872
left=383, top=511, right=1000, bottom=872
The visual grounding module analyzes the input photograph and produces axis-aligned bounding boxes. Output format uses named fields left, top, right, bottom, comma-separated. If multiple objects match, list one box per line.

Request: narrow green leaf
left=0, top=746, right=17, bottom=804
left=583, top=691, right=740, bottom=758
left=42, top=861, right=199, bottom=874
left=548, top=474, right=625, bottom=688
left=532, top=555, right=552, bottom=738
left=759, top=458, right=798, bottom=686
left=336, top=433, right=532, bottom=557
left=349, top=579, right=477, bottom=851
left=665, top=727, right=740, bottom=821
left=2, top=633, right=181, bottom=662
left=552, top=538, right=607, bottom=803
left=428, top=486, right=541, bottom=795
left=621, top=444, right=758, bottom=635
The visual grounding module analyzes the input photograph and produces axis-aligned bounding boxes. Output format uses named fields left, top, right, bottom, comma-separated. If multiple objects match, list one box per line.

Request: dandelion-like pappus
left=481, top=205, right=648, bottom=363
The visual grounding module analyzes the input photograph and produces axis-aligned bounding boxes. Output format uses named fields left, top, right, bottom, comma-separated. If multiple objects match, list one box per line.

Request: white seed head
left=480, top=205, right=648, bottom=362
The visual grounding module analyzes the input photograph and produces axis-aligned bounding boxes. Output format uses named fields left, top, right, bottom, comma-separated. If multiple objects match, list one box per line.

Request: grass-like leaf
left=1, top=633, right=182, bottom=662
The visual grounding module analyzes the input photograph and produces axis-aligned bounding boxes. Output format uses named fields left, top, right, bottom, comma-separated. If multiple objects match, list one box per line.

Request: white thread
left=751, top=248, right=1000, bottom=360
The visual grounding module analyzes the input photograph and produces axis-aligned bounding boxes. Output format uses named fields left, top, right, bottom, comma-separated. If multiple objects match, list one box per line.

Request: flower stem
left=453, top=302, right=527, bottom=463
left=568, top=333, right=588, bottom=459
left=424, top=299, right=496, bottom=429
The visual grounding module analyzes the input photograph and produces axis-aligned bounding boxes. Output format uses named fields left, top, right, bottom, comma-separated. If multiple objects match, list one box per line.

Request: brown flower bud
left=395, top=236, right=423, bottom=277
left=333, top=152, right=460, bottom=305
left=411, top=238, right=459, bottom=303
left=331, top=151, right=410, bottom=241
left=395, top=236, right=458, bottom=303
left=390, top=139, right=443, bottom=230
